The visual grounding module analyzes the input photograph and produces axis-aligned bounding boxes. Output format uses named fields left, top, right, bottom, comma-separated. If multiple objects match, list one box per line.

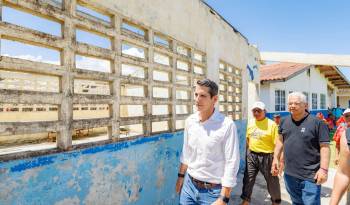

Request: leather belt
left=250, top=150, right=273, bottom=155
left=188, top=174, right=221, bottom=189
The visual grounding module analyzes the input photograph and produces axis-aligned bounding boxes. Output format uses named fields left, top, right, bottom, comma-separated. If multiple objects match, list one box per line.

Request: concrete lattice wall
left=0, top=0, right=258, bottom=204
left=0, top=0, right=258, bottom=159
left=0, top=0, right=209, bottom=154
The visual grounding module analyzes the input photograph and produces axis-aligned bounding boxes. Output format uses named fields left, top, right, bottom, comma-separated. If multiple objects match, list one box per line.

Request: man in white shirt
left=175, top=79, right=240, bottom=205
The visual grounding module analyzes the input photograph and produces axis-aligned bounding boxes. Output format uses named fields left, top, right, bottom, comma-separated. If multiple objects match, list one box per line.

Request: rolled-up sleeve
left=180, top=120, right=189, bottom=165
left=221, top=122, right=240, bottom=187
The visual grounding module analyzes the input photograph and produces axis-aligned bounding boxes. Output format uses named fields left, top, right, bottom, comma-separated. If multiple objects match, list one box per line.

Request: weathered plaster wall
left=88, top=0, right=259, bottom=119
left=1, top=0, right=258, bottom=150
left=0, top=120, right=247, bottom=205
left=0, top=0, right=254, bottom=203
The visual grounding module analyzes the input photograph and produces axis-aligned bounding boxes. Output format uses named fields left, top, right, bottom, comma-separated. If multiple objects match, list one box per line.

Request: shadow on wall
left=0, top=120, right=247, bottom=205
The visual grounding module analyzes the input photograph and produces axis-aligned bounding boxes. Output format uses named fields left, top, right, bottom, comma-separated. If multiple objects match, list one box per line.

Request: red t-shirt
left=334, top=124, right=347, bottom=147
left=326, top=118, right=335, bottom=129
left=336, top=116, right=346, bottom=127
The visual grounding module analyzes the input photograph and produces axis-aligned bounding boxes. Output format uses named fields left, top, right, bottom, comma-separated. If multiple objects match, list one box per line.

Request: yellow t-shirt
left=246, top=118, right=278, bottom=153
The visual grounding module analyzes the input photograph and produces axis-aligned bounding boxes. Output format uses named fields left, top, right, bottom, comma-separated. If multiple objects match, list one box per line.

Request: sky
left=204, top=0, right=350, bottom=78
left=1, top=1, right=349, bottom=79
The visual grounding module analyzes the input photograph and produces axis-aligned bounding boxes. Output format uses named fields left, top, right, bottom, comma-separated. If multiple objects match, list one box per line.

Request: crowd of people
left=316, top=107, right=350, bottom=167
left=175, top=78, right=350, bottom=205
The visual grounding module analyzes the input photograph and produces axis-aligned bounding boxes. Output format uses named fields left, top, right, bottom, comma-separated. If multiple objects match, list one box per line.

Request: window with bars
left=320, top=94, right=326, bottom=109
left=275, top=90, right=286, bottom=111
left=312, top=93, right=318, bottom=110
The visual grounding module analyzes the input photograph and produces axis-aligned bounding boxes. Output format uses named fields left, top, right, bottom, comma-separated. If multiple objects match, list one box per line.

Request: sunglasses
left=344, top=114, right=350, bottom=118
left=252, top=109, right=263, bottom=113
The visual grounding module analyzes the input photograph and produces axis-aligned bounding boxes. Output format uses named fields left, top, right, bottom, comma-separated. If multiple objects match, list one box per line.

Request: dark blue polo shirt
left=279, top=113, right=329, bottom=181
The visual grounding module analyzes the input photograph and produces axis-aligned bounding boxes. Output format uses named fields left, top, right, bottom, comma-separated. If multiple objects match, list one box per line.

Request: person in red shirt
left=333, top=108, right=350, bottom=165
left=316, top=112, right=327, bottom=124
left=336, top=116, right=346, bottom=127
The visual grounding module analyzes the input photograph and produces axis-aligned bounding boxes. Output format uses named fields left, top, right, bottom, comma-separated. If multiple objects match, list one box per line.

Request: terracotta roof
left=260, top=62, right=310, bottom=82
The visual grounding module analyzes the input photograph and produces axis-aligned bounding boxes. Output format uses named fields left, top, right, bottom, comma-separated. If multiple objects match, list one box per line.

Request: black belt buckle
left=189, top=174, right=219, bottom=189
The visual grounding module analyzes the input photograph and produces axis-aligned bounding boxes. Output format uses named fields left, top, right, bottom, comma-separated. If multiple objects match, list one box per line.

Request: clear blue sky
left=204, top=0, right=350, bottom=55
left=2, top=2, right=349, bottom=77
left=205, top=0, right=350, bottom=80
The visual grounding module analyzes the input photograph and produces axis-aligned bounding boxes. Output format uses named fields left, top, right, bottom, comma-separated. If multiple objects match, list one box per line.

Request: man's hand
left=271, top=158, right=279, bottom=176
left=211, top=198, right=227, bottom=205
left=175, top=177, right=184, bottom=194
left=314, top=169, right=328, bottom=185
left=176, top=163, right=188, bottom=194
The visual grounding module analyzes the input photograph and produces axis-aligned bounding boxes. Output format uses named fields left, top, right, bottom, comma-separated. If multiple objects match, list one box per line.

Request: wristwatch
left=219, top=195, right=230, bottom=203
left=177, top=173, right=185, bottom=178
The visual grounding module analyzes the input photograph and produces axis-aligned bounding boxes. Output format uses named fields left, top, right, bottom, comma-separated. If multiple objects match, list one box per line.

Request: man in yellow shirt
left=241, top=101, right=281, bottom=205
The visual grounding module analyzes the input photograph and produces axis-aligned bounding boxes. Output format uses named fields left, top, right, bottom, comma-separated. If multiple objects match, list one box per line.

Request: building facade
left=260, top=63, right=349, bottom=117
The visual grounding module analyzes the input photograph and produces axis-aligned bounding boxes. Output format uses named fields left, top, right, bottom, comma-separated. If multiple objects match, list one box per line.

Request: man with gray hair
left=271, top=92, right=330, bottom=205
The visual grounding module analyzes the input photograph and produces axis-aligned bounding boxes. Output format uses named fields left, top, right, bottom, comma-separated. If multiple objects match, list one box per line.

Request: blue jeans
left=179, top=173, right=222, bottom=205
left=284, top=174, right=321, bottom=205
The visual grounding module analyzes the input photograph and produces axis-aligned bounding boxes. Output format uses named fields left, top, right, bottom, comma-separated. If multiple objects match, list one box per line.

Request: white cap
left=252, top=101, right=266, bottom=110
left=343, top=108, right=350, bottom=115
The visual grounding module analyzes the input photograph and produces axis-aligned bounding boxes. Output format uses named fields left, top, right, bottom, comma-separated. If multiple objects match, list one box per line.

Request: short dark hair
left=196, top=79, right=218, bottom=98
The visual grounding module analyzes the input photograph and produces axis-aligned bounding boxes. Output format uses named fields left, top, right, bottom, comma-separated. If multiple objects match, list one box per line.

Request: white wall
left=336, top=89, right=350, bottom=108
left=93, top=0, right=260, bottom=119
left=260, top=66, right=329, bottom=112
left=259, top=83, right=271, bottom=111
left=339, top=96, right=350, bottom=108
left=247, top=82, right=260, bottom=119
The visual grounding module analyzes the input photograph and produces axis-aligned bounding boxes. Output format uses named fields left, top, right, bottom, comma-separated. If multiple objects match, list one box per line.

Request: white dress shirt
left=180, top=109, right=240, bottom=188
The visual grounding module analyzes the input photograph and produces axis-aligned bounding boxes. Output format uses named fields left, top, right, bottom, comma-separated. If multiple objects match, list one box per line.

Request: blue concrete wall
left=0, top=120, right=247, bottom=205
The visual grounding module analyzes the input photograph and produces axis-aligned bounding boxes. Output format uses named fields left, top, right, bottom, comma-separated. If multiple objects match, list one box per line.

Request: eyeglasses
left=288, top=102, right=302, bottom=106
left=252, top=109, right=263, bottom=113
left=344, top=114, right=350, bottom=118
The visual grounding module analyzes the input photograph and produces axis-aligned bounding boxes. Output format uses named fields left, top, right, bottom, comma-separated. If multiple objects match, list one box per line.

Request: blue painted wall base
left=0, top=120, right=247, bottom=205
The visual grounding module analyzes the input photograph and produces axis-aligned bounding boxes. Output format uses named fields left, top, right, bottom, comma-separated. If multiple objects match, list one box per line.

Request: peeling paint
left=0, top=180, right=20, bottom=202
left=156, top=161, right=165, bottom=188
left=22, top=166, right=43, bottom=182
left=0, top=122, right=247, bottom=204
left=54, top=196, right=80, bottom=205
